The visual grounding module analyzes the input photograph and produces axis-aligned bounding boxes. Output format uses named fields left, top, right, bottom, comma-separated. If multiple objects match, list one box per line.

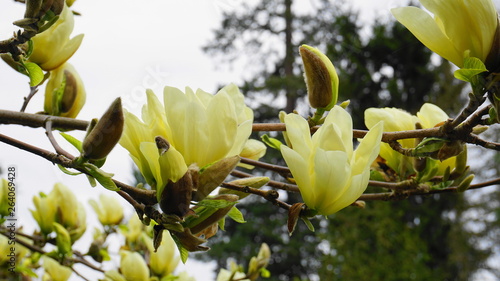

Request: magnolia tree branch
left=0, top=133, right=157, bottom=205
left=0, top=226, right=105, bottom=274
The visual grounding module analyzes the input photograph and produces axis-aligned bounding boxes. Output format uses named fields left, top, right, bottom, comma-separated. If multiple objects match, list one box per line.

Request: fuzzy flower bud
left=82, top=98, right=124, bottom=160
left=299, top=44, right=339, bottom=110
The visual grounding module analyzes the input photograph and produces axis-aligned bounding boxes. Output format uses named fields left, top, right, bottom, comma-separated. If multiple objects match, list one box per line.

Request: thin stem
left=45, top=119, right=75, bottom=159
left=20, top=86, right=39, bottom=112
left=240, top=157, right=291, bottom=175
left=221, top=182, right=291, bottom=210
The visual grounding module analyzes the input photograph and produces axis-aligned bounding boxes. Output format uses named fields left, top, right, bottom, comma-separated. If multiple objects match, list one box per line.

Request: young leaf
left=23, top=62, right=44, bottom=86
left=60, top=132, right=83, bottom=152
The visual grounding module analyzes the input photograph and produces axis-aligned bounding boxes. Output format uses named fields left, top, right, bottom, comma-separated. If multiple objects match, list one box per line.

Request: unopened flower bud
left=44, top=63, right=86, bottom=118
left=119, top=251, right=149, bottom=281
left=53, top=222, right=72, bottom=255
left=299, top=44, right=339, bottom=110
left=43, top=256, right=73, bottom=281
left=82, top=98, right=124, bottom=160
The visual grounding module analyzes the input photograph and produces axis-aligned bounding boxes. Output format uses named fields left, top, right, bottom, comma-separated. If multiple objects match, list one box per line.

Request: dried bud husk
left=188, top=194, right=239, bottom=235
left=171, top=228, right=209, bottom=252
left=299, top=44, right=339, bottom=110
left=159, top=170, right=194, bottom=218
left=193, top=155, right=240, bottom=201
left=485, top=18, right=500, bottom=72
left=82, top=98, right=124, bottom=160
left=24, top=0, right=44, bottom=18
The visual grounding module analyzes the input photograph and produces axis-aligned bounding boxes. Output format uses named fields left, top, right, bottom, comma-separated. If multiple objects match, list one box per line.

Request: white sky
left=1, top=0, right=498, bottom=280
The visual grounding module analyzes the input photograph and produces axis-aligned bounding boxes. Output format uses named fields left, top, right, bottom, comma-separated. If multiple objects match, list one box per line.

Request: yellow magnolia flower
left=44, top=63, right=86, bottom=118
left=365, top=103, right=456, bottom=178
left=89, top=193, right=124, bottom=225
left=120, top=251, right=149, bottom=281
left=148, top=231, right=179, bottom=277
left=31, top=183, right=86, bottom=240
left=0, top=179, right=11, bottom=217
left=238, top=139, right=267, bottom=169
left=43, top=256, right=73, bottom=281
left=31, top=193, right=57, bottom=235
left=29, top=4, right=84, bottom=71
left=281, top=106, right=384, bottom=216
left=391, top=0, right=498, bottom=68
left=120, top=84, right=253, bottom=191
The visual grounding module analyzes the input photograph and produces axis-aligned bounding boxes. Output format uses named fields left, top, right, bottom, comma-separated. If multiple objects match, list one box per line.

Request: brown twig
left=0, top=133, right=157, bottom=205
left=45, top=119, right=75, bottom=159
left=221, top=182, right=291, bottom=210
left=0, top=109, right=89, bottom=130
left=20, top=86, right=39, bottom=112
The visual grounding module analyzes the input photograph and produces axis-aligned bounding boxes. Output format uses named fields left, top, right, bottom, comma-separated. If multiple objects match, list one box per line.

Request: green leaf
left=23, top=62, right=44, bottom=86
left=454, top=56, right=487, bottom=82
left=172, top=235, right=189, bottom=263
left=60, top=132, right=83, bottom=152
left=227, top=206, right=246, bottom=223
left=261, top=134, right=282, bottom=150
left=301, top=217, right=315, bottom=232
left=196, top=198, right=237, bottom=209
left=218, top=217, right=226, bottom=231
left=83, top=163, right=119, bottom=191
left=260, top=268, right=271, bottom=278
left=57, top=164, right=81, bottom=176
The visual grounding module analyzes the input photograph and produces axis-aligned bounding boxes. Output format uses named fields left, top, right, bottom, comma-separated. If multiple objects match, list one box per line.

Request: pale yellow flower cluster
left=365, top=103, right=456, bottom=178
left=120, top=84, right=253, bottom=194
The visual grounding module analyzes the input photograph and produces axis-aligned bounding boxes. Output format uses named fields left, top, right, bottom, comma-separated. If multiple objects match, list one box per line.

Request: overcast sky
left=1, top=1, right=498, bottom=280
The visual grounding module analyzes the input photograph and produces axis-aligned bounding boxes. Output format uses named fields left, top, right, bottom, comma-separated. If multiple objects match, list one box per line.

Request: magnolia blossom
left=29, top=4, right=84, bottom=71
left=391, top=0, right=498, bottom=68
left=43, top=256, right=73, bottom=281
left=120, top=251, right=149, bottom=281
left=89, top=194, right=124, bottom=225
left=149, top=231, right=180, bottom=277
left=280, top=106, right=384, bottom=216
left=365, top=103, right=456, bottom=178
left=30, top=183, right=86, bottom=240
left=44, top=63, right=86, bottom=118
left=120, top=84, right=253, bottom=191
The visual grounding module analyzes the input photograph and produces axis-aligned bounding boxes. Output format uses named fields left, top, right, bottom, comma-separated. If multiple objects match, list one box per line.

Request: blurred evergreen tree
left=198, top=0, right=495, bottom=280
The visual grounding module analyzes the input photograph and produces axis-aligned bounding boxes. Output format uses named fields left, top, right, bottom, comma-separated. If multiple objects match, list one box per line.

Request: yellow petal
left=391, top=6, right=462, bottom=66
left=280, top=145, right=312, bottom=204
left=416, top=103, right=449, bottom=128
left=283, top=113, right=312, bottom=160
